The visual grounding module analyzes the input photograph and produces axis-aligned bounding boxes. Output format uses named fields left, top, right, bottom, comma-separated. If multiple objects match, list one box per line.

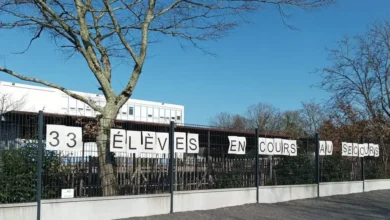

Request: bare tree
left=209, top=112, right=248, bottom=130
left=300, top=99, right=325, bottom=135
left=246, top=102, right=283, bottom=133
left=0, top=0, right=333, bottom=195
left=280, top=110, right=304, bottom=137
left=318, top=19, right=390, bottom=175
left=0, top=93, right=26, bottom=115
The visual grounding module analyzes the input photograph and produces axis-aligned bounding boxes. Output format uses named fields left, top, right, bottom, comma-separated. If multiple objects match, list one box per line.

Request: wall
left=319, top=181, right=363, bottom=197
left=174, top=188, right=256, bottom=212
left=0, top=203, right=36, bottom=220
left=2, top=181, right=390, bottom=220
left=258, top=184, right=317, bottom=203
left=364, top=179, right=390, bottom=192
left=0, top=194, right=170, bottom=220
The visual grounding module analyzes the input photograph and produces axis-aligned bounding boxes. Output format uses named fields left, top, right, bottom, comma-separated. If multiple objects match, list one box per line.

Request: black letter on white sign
left=176, top=137, right=185, bottom=150
left=267, top=142, right=274, bottom=153
left=230, top=140, right=237, bottom=152
left=238, top=140, right=246, bottom=152
left=283, top=143, right=290, bottom=155
left=342, top=143, right=348, bottom=155
left=49, top=131, right=59, bottom=147
left=67, top=132, right=77, bottom=148
left=145, top=135, right=153, bottom=150
left=157, top=137, right=167, bottom=151
left=259, top=142, right=266, bottom=153
left=128, top=136, right=137, bottom=150
left=189, top=138, right=198, bottom=151
left=113, top=134, right=123, bottom=149
left=290, top=143, right=297, bottom=154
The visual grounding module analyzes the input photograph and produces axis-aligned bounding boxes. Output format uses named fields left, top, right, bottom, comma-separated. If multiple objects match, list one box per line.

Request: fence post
left=169, top=121, right=175, bottom=213
left=315, top=133, right=320, bottom=197
left=255, top=128, right=259, bottom=203
left=37, top=111, right=44, bottom=220
left=360, top=136, right=365, bottom=192
left=207, top=130, right=210, bottom=171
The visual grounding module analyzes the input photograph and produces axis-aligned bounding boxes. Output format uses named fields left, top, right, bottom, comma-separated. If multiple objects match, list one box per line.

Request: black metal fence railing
left=0, top=111, right=389, bottom=205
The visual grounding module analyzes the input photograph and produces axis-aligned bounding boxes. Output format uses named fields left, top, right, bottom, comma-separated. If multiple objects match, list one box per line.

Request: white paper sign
left=325, top=141, right=333, bottom=156
left=258, top=137, right=270, bottom=155
left=155, top=132, right=169, bottom=154
left=228, top=136, right=246, bottom=155
left=289, top=140, right=297, bottom=156
left=352, top=143, right=359, bottom=157
left=319, top=141, right=326, bottom=156
left=374, top=144, right=380, bottom=157
left=363, top=143, right=369, bottom=156
left=187, top=133, right=199, bottom=154
left=236, top=137, right=246, bottom=155
left=126, top=131, right=142, bottom=153
left=368, top=143, right=375, bottom=156
left=109, top=129, right=126, bottom=152
left=342, top=142, right=378, bottom=157
left=174, top=132, right=187, bottom=153
left=281, top=139, right=291, bottom=156
left=341, top=142, right=348, bottom=156
left=228, top=136, right=238, bottom=154
left=273, top=138, right=283, bottom=155
left=46, top=125, right=83, bottom=151
left=358, top=144, right=365, bottom=157
left=46, top=125, right=66, bottom=150
left=64, top=126, right=83, bottom=150
left=141, top=131, right=156, bottom=153
left=265, top=138, right=275, bottom=155
left=61, top=189, right=74, bottom=199
left=347, top=143, right=353, bottom=156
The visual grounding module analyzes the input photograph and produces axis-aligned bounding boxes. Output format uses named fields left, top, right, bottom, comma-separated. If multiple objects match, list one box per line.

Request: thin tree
left=246, top=102, right=283, bottom=133
left=0, top=0, right=333, bottom=196
left=301, top=99, right=325, bottom=135
left=209, top=112, right=248, bottom=130
left=0, top=93, right=27, bottom=115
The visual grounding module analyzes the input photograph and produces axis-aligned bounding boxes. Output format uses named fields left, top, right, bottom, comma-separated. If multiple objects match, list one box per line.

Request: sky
left=0, top=1, right=389, bottom=125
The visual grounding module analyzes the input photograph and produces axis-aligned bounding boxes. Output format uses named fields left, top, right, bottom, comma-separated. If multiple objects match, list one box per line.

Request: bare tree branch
left=0, top=93, right=27, bottom=114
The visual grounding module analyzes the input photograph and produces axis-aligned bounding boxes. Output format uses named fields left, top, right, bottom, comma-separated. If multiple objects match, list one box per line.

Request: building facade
left=0, top=81, right=184, bottom=124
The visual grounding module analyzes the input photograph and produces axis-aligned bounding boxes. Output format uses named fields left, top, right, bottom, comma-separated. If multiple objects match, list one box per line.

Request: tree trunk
left=96, top=115, right=119, bottom=196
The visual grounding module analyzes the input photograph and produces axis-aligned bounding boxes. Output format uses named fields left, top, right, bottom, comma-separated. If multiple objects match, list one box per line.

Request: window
left=129, top=107, right=134, bottom=115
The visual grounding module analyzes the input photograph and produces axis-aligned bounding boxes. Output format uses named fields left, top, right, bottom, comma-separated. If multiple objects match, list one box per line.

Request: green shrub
left=0, top=144, right=70, bottom=203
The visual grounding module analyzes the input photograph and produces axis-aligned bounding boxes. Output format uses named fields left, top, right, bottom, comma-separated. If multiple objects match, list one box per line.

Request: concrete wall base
left=1, top=180, right=390, bottom=220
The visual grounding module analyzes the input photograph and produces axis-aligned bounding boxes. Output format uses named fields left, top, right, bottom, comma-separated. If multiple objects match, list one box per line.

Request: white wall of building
left=0, top=81, right=184, bottom=124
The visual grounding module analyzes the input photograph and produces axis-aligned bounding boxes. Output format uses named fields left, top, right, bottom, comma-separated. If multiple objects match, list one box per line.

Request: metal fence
left=0, top=111, right=389, bottom=205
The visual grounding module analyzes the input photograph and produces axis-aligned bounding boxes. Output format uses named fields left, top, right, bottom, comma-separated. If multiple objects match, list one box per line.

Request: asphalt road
left=121, top=190, right=390, bottom=220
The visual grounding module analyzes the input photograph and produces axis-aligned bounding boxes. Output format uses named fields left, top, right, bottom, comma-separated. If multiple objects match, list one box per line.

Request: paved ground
left=121, top=190, right=390, bottom=220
